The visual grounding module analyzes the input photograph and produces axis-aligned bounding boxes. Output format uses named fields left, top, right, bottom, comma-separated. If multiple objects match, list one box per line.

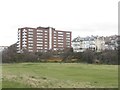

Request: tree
left=2, top=43, right=17, bottom=63
left=98, top=50, right=118, bottom=65
left=82, top=50, right=95, bottom=64
left=60, top=48, right=74, bottom=62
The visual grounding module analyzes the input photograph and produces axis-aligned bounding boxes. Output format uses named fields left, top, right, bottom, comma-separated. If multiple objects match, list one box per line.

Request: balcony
left=22, top=36, right=27, bottom=39
left=23, top=29, right=27, bottom=31
left=22, top=44, right=27, bottom=47
left=22, top=35, right=27, bottom=38
left=17, top=45, right=20, bottom=48
left=22, top=39, right=27, bottom=42
left=17, top=41, right=20, bottom=44
left=22, top=32, right=27, bottom=35
left=17, top=48, right=20, bottom=51
left=22, top=41, right=27, bottom=44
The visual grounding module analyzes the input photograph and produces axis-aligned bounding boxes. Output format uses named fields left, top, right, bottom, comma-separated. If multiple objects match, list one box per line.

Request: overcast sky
left=0, top=0, right=119, bottom=46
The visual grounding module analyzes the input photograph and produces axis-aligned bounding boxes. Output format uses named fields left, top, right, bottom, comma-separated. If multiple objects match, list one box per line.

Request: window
left=23, top=29, right=27, bottom=32
left=28, top=38, right=33, bottom=40
left=28, top=41, right=33, bottom=43
left=58, top=34, right=63, bottom=37
left=37, top=35, right=43, bottom=38
left=54, top=45, right=56, bottom=47
left=58, top=37, right=63, bottom=39
left=29, top=50, right=33, bottom=52
left=22, top=38, right=27, bottom=41
left=22, top=32, right=27, bottom=35
left=67, top=46, right=70, bottom=47
left=66, top=35, right=70, bottom=38
left=45, top=36, right=48, bottom=38
left=54, top=42, right=57, bottom=44
left=42, top=50, right=47, bottom=52
left=28, top=35, right=33, bottom=37
left=58, top=40, right=63, bottom=42
left=66, top=33, right=70, bottom=35
left=45, top=42, right=48, bottom=44
left=73, top=44, right=80, bottom=46
left=45, top=33, right=48, bottom=35
left=58, top=32, right=63, bottom=34
left=66, top=38, right=70, bottom=40
left=37, top=41, right=43, bottom=44
left=58, top=42, right=63, bottom=44
left=23, top=35, right=27, bottom=38
left=37, top=30, right=43, bottom=32
left=66, top=43, right=70, bottom=45
left=58, top=44, right=63, bottom=47
left=37, top=38, right=43, bottom=41
left=44, top=30, right=48, bottom=32
left=22, top=44, right=27, bottom=47
left=44, top=44, right=48, bottom=47
left=37, top=44, right=42, bottom=46
left=28, top=29, right=33, bottom=32
left=54, top=37, right=56, bottom=39
left=22, top=41, right=27, bottom=44
left=28, top=32, right=33, bottom=34
left=37, top=33, right=43, bottom=35
left=54, top=31, right=57, bottom=34
left=28, top=44, right=33, bottom=46
left=37, top=47, right=43, bottom=49
left=54, top=34, right=57, bottom=36
left=54, top=39, right=56, bottom=41
left=28, top=47, right=33, bottom=49
left=18, top=30, right=21, bottom=33
left=45, top=47, right=48, bottom=49
left=45, top=39, right=47, bottom=41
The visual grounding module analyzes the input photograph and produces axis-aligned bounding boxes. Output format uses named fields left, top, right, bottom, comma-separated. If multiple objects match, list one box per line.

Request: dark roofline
left=18, top=27, right=36, bottom=30
left=37, top=26, right=50, bottom=29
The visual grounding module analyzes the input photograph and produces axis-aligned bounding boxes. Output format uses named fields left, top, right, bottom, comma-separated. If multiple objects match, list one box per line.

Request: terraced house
left=72, top=36, right=105, bottom=52
left=17, top=26, right=72, bottom=53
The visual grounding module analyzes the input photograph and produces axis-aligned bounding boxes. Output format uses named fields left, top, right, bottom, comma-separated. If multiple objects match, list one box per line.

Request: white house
left=72, top=36, right=105, bottom=52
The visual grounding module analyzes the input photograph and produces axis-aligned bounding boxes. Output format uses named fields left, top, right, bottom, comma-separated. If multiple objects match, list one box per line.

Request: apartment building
left=17, top=26, right=72, bottom=53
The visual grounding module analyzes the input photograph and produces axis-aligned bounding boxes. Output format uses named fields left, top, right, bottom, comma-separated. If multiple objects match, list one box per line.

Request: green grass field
left=2, top=63, right=118, bottom=88
left=0, top=65, right=2, bottom=89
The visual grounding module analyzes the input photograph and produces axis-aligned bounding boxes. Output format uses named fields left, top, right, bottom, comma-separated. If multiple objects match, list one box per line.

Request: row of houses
left=72, top=35, right=119, bottom=52
left=0, top=46, right=8, bottom=52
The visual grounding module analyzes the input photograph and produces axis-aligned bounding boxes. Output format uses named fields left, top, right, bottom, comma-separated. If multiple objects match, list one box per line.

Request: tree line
left=2, top=43, right=118, bottom=65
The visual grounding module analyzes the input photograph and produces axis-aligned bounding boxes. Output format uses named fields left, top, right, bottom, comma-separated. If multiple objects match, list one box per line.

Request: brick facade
left=17, top=26, right=72, bottom=53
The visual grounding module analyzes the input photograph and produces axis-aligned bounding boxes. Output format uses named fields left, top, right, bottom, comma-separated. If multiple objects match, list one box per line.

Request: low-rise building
left=0, top=46, right=8, bottom=52
left=72, top=36, right=105, bottom=52
left=104, top=35, right=118, bottom=50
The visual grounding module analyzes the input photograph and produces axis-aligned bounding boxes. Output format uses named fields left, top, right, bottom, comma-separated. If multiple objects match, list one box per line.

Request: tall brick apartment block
left=17, top=26, right=72, bottom=53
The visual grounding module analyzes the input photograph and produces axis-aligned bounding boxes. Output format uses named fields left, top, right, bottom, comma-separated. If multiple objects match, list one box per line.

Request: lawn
left=0, top=64, right=2, bottom=89
left=2, top=63, right=118, bottom=88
